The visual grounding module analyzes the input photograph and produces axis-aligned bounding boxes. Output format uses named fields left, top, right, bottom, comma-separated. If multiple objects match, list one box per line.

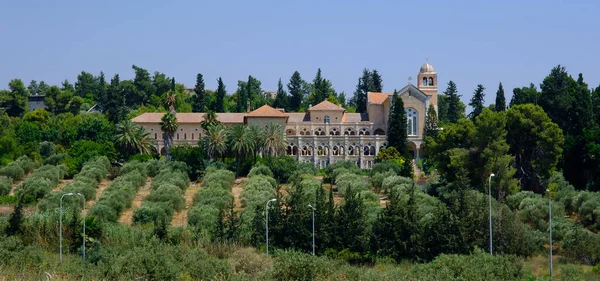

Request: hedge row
left=0, top=156, right=35, bottom=182
left=16, top=164, right=67, bottom=200
left=38, top=157, right=110, bottom=212
left=239, top=166, right=279, bottom=240
left=132, top=161, right=190, bottom=224
left=188, top=168, right=235, bottom=238
left=90, top=161, right=149, bottom=222
left=0, top=176, right=12, bottom=196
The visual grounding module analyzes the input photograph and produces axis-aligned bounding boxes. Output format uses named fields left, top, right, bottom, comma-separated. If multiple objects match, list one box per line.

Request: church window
left=406, top=108, right=418, bottom=136
left=422, top=77, right=427, bottom=86
left=324, top=115, right=330, bottom=124
left=428, top=77, right=434, bottom=86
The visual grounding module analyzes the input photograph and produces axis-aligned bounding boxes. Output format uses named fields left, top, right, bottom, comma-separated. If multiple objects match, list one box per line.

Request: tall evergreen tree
left=192, top=73, right=206, bottom=112
left=288, top=71, right=305, bottom=112
left=539, top=65, right=581, bottom=135
left=353, top=78, right=366, bottom=113
left=75, top=71, right=99, bottom=98
left=494, top=82, right=506, bottom=112
left=245, top=76, right=263, bottom=109
left=593, top=85, right=600, bottom=127
left=371, top=69, right=383, bottom=92
left=309, top=68, right=334, bottom=106
left=468, top=84, right=486, bottom=121
left=215, top=77, right=226, bottom=112
left=510, top=83, right=539, bottom=106
left=273, top=78, right=289, bottom=110
left=284, top=184, right=311, bottom=251
left=424, top=104, right=438, bottom=138
left=572, top=73, right=594, bottom=134
left=61, top=79, right=75, bottom=92
left=132, top=65, right=156, bottom=104
left=445, top=81, right=463, bottom=123
left=235, top=80, right=248, bottom=113
left=0, top=79, right=29, bottom=117
left=387, top=90, right=409, bottom=157
left=105, top=74, right=127, bottom=124
left=334, top=187, right=369, bottom=253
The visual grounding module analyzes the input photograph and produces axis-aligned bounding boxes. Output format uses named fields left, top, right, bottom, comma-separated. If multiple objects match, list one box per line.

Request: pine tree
left=273, top=78, right=289, bottom=110
left=468, top=84, right=486, bottom=121
left=387, top=90, right=409, bottom=157
left=310, top=68, right=333, bottom=106
left=494, top=82, right=506, bottom=112
left=510, top=83, right=539, bottom=106
left=424, top=104, right=438, bottom=138
left=354, top=68, right=373, bottom=113
left=284, top=184, right=311, bottom=251
left=445, top=81, right=463, bottom=123
left=192, top=73, right=206, bottom=112
left=593, top=85, right=600, bottom=127
left=288, top=71, right=304, bottom=112
left=5, top=197, right=23, bottom=236
left=353, top=78, right=366, bottom=113
left=69, top=209, right=83, bottom=254
left=335, top=187, right=368, bottom=253
left=371, top=69, right=383, bottom=92
left=215, top=77, right=226, bottom=112
left=314, top=184, right=328, bottom=254
left=250, top=205, right=265, bottom=247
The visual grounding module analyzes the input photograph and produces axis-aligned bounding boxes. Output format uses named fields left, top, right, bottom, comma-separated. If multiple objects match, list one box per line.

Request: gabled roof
left=131, top=112, right=246, bottom=124
left=246, top=105, right=287, bottom=117
left=368, top=84, right=429, bottom=104
left=368, top=92, right=392, bottom=104
left=285, top=113, right=310, bottom=123
left=308, top=100, right=345, bottom=111
left=341, top=113, right=369, bottom=123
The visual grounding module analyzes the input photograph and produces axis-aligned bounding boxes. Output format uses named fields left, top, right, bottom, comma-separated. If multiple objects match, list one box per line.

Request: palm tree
left=227, top=124, right=254, bottom=177
left=200, top=111, right=220, bottom=132
left=164, top=90, right=177, bottom=113
left=263, top=124, right=287, bottom=158
left=160, top=112, right=178, bottom=160
left=247, top=125, right=264, bottom=163
left=203, top=124, right=228, bottom=161
left=115, top=120, right=156, bottom=157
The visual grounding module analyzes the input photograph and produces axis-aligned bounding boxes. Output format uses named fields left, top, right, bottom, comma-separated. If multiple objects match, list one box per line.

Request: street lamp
left=547, top=189, right=553, bottom=279
left=308, top=204, right=316, bottom=255
left=488, top=173, right=495, bottom=256
left=266, top=199, right=277, bottom=255
left=60, top=192, right=86, bottom=263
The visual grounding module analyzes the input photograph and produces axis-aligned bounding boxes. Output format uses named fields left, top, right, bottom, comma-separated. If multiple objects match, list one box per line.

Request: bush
left=120, top=160, right=148, bottom=178
left=14, top=156, right=35, bottom=174
left=145, top=184, right=185, bottom=211
left=336, top=173, right=369, bottom=195
left=381, top=175, right=412, bottom=194
left=152, top=170, right=188, bottom=191
left=241, top=175, right=277, bottom=208
left=407, top=252, right=524, bottom=280
left=188, top=205, right=219, bottom=235
left=506, top=191, right=538, bottom=211
left=0, top=164, right=24, bottom=181
left=38, top=141, right=56, bottom=158
left=370, top=170, right=396, bottom=189
left=371, top=161, right=402, bottom=176
left=270, top=250, right=334, bottom=281
left=230, top=247, right=272, bottom=277
left=325, top=160, right=360, bottom=180
left=132, top=203, right=170, bottom=224
left=562, top=225, right=600, bottom=265
left=248, top=164, right=274, bottom=178
left=0, top=195, right=18, bottom=205
left=0, top=176, right=11, bottom=196
left=517, top=196, right=564, bottom=232
left=91, top=168, right=147, bottom=222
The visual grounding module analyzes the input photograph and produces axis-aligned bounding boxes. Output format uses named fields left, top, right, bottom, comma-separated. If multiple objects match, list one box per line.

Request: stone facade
left=132, top=62, right=438, bottom=168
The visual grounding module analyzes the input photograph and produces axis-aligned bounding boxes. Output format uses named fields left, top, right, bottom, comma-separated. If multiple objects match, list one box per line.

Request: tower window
left=324, top=115, right=330, bottom=124
left=428, top=77, right=434, bottom=86
left=422, top=77, right=427, bottom=86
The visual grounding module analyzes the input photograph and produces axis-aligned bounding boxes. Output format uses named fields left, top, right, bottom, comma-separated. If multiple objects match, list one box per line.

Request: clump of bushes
left=230, top=247, right=272, bottom=277
left=38, top=157, right=110, bottom=212
left=91, top=161, right=148, bottom=222
left=335, top=173, right=369, bottom=195
left=0, top=176, right=12, bottom=196
left=133, top=161, right=189, bottom=224
left=248, top=164, right=274, bottom=178
left=370, top=169, right=396, bottom=190
left=381, top=175, right=412, bottom=194
left=0, top=164, right=25, bottom=182
left=17, top=164, right=66, bottom=200
left=188, top=168, right=235, bottom=239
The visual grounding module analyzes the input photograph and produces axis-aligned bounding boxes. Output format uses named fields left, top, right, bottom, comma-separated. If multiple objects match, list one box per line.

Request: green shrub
left=230, top=247, right=272, bottom=277
left=270, top=250, right=334, bottom=281
left=381, top=175, right=412, bottom=194
left=203, top=169, right=235, bottom=189
left=0, top=164, right=24, bottom=181
left=0, top=176, right=11, bottom=196
left=371, top=161, right=402, bottom=176
left=188, top=205, right=219, bottom=237
left=194, top=186, right=234, bottom=210
left=152, top=170, right=188, bottom=191
left=241, top=176, right=277, bottom=208
left=370, top=170, right=396, bottom=189
left=517, top=196, right=565, bottom=232
left=336, top=173, right=369, bottom=195
left=248, top=164, right=274, bottom=178
left=120, top=160, right=147, bottom=177
left=14, top=156, right=35, bottom=174
left=407, top=251, right=524, bottom=280
left=562, top=225, right=600, bottom=265
left=38, top=141, right=56, bottom=158
left=0, top=195, right=17, bottom=205
left=91, top=168, right=147, bottom=222
left=0, top=236, right=43, bottom=267
left=578, top=195, right=600, bottom=230
left=325, top=160, right=360, bottom=180
left=506, top=191, right=538, bottom=210
left=132, top=203, right=170, bottom=224
left=145, top=184, right=185, bottom=211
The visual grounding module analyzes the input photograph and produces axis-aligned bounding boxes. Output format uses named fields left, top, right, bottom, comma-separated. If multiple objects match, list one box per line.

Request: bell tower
left=417, top=59, right=438, bottom=108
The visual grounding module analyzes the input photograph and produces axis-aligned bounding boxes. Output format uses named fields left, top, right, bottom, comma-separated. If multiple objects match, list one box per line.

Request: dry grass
left=118, top=178, right=152, bottom=225
left=170, top=181, right=201, bottom=227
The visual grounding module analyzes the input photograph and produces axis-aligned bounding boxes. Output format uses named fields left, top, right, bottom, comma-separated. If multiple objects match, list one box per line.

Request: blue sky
left=1, top=0, right=598, bottom=108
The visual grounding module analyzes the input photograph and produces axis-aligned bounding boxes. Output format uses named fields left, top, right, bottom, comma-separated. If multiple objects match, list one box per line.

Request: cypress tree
left=273, top=78, right=289, bottom=110
left=314, top=184, right=327, bottom=254
left=5, top=197, right=24, bottom=236
left=215, top=77, right=226, bottom=112
left=353, top=77, right=366, bottom=113
left=494, top=82, right=506, bottom=112
left=335, top=187, right=368, bottom=253
left=424, top=104, right=438, bottom=138
left=593, top=85, right=600, bottom=127
left=387, top=90, right=409, bottom=157
left=235, top=80, right=248, bottom=113
left=310, top=68, right=334, bottom=106
left=105, top=74, right=126, bottom=124
left=192, top=73, right=206, bottom=112
left=445, top=81, right=463, bottom=123
left=288, top=71, right=304, bottom=112
left=371, top=69, right=383, bottom=92
left=468, top=84, right=486, bottom=121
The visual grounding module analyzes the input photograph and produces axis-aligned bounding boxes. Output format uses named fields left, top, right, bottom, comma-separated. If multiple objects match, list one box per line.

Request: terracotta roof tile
left=308, top=100, right=345, bottom=111
left=285, top=113, right=310, bottom=123
left=368, top=92, right=392, bottom=104
left=342, top=113, right=369, bottom=123
left=246, top=105, right=287, bottom=117
left=131, top=112, right=245, bottom=124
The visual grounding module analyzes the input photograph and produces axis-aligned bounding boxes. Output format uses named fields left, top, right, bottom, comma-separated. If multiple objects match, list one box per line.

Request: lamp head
left=546, top=189, right=550, bottom=193
left=65, top=192, right=74, bottom=196
left=490, top=173, right=495, bottom=177
left=308, top=204, right=313, bottom=208
left=269, top=199, right=277, bottom=202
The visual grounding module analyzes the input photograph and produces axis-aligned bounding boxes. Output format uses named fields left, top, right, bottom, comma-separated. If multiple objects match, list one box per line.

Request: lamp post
left=547, top=189, right=553, bottom=279
left=266, top=199, right=277, bottom=255
left=60, top=192, right=86, bottom=263
left=488, top=173, right=495, bottom=256
left=308, top=204, right=316, bottom=255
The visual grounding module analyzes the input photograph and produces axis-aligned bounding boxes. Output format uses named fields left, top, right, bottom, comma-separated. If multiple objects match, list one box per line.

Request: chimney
left=247, top=101, right=251, bottom=113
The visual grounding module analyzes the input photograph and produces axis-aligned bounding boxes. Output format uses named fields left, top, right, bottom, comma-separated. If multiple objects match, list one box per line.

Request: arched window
left=373, top=128, right=385, bottom=135
left=324, top=115, right=330, bottom=124
left=344, top=128, right=356, bottom=135
left=428, top=77, right=434, bottom=86
left=329, top=128, right=339, bottom=135
left=359, top=128, right=370, bottom=135
left=422, top=77, right=427, bottom=86
left=406, top=108, right=418, bottom=136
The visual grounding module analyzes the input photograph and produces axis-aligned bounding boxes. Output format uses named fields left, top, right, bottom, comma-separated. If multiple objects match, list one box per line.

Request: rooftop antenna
left=408, top=76, right=413, bottom=85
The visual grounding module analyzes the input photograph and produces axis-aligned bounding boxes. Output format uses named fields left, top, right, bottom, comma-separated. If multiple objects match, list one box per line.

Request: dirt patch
left=232, top=178, right=247, bottom=211
left=118, top=178, right=152, bottom=225
left=171, top=181, right=201, bottom=227
left=82, top=179, right=111, bottom=216
left=53, top=179, right=73, bottom=192
left=9, top=180, right=22, bottom=196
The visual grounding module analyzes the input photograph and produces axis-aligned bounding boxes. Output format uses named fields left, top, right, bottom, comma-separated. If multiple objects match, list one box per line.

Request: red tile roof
left=308, top=100, right=345, bottom=111
left=131, top=112, right=246, bottom=124
left=368, top=92, right=392, bottom=104
left=246, top=105, right=287, bottom=117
